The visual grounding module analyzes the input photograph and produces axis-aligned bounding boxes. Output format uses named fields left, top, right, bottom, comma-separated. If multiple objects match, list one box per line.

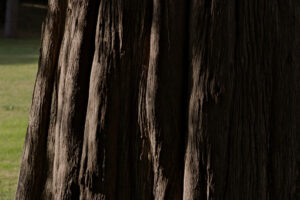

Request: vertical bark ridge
left=78, top=1, right=122, bottom=199
left=51, top=0, right=100, bottom=199
left=15, top=0, right=67, bottom=199
left=269, top=1, right=297, bottom=199
left=42, top=67, right=60, bottom=199
left=78, top=0, right=153, bottom=199
left=184, top=0, right=296, bottom=199
left=184, top=0, right=213, bottom=198
left=136, top=3, right=155, bottom=198
left=115, top=1, right=153, bottom=199
left=295, top=2, right=300, bottom=198
left=144, top=0, right=188, bottom=198
left=224, top=1, right=270, bottom=199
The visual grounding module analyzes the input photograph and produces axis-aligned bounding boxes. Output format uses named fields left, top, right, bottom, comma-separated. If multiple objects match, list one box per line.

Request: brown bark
left=16, top=0, right=298, bottom=199
left=295, top=2, right=300, bottom=199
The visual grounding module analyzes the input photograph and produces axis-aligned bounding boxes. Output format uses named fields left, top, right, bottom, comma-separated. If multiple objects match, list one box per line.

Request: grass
left=0, top=2, right=45, bottom=199
left=0, top=38, right=39, bottom=200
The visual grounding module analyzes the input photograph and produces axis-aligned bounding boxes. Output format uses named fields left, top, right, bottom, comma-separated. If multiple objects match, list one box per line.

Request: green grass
left=0, top=38, right=39, bottom=200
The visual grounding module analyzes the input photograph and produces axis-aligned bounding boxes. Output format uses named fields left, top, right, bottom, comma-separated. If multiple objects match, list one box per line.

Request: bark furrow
left=15, top=0, right=298, bottom=199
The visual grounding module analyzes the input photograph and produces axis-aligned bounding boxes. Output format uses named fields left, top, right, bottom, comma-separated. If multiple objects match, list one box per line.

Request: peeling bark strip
left=16, top=0, right=298, bottom=200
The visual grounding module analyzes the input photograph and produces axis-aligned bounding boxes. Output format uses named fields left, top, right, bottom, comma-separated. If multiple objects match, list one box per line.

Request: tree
left=296, top=1, right=300, bottom=196
left=4, top=0, right=19, bottom=37
left=15, top=0, right=298, bottom=199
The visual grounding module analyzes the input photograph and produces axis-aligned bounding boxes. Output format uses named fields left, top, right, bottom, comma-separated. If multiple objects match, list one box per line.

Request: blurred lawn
left=0, top=38, right=39, bottom=199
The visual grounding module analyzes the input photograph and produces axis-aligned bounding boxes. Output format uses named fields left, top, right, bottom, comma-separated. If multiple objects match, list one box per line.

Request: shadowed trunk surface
left=16, top=0, right=298, bottom=199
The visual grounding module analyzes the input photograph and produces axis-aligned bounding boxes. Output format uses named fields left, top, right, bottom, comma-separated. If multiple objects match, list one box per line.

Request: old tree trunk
left=16, top=0, right=299, bottom=199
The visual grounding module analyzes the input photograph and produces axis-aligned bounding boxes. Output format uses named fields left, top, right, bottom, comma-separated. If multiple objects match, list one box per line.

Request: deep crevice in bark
left=15, top=0, right=298, bottom=200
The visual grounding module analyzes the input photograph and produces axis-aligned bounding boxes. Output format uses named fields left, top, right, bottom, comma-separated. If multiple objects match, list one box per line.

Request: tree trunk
left=4, top=0, right=18, bottom=37
left=16, top=0, right=298, bottom=199
left=295, top=1, right=300, bottom=198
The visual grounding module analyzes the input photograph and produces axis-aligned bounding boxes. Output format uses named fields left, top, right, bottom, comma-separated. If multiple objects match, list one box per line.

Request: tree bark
left=4, top=0, right=18, bottom=37
left=295, top=1, right=300, bottom=198
left=16, top=0, right=298, bottom=199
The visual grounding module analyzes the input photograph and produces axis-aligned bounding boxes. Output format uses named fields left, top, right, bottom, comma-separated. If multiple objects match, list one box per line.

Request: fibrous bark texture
left=16, top=0, right=299, bottom=199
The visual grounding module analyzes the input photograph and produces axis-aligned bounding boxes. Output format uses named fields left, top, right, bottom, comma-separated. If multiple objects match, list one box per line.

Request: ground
left=0, top=2, right=45, bottom=199
left=0, top=38, right=39, bottom=199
